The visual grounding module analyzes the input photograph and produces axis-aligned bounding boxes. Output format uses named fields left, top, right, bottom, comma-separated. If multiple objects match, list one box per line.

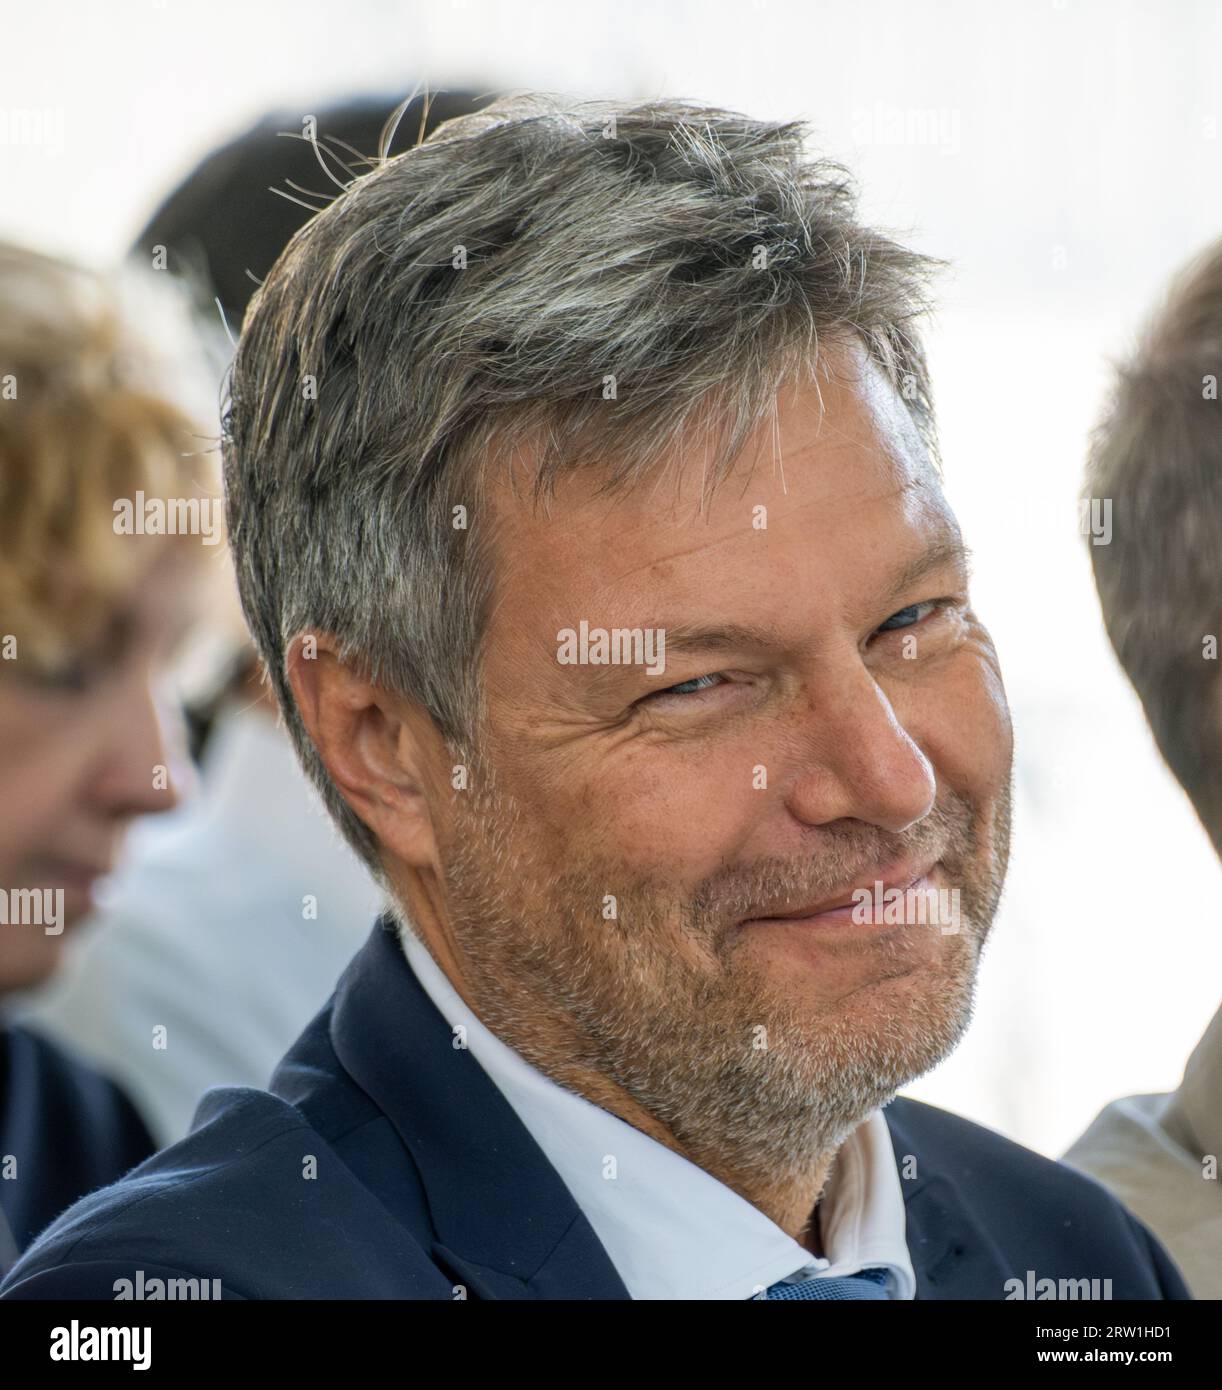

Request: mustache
left=686, top=792, right=977, bottom=930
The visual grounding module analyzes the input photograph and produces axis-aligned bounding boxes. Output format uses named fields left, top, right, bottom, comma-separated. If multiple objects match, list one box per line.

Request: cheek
left=0, top=691, right=96, bottom=868
left=567, top=739, right=767, bottom=878
left=509, top=736, right=761, bottom=882
left=914, top=643, right=1013, bottom=805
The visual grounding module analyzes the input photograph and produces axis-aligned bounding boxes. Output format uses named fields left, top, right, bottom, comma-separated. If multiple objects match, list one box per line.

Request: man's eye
left=643, top=672, right=725, bottom=701
left=876, top=601, right=938, bottom=633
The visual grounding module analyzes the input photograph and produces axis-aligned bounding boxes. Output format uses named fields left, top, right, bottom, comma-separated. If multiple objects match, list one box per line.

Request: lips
left=28, top=856, right=111, bottom=891
left=739, top=858, right=939, bottom=926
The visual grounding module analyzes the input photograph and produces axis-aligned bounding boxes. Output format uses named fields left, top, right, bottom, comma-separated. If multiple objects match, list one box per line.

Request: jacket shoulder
left=0, top=1083, right=449, bottom=1300
left=885, top=1093, right=1148, bottom=1205
left=885, top=1096, right=1192, bottom=1299
left=1, top=1025, right=155, bottom=1251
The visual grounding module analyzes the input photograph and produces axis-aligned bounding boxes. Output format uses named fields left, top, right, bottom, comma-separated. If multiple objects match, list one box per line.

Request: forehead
left=484, top=350, right=954, bottom=640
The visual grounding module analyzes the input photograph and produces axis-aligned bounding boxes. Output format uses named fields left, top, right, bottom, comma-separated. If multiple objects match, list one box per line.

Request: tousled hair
left=223, top=92, right=943, bottom=873
left=1086, top=238, right=1222, bottom=849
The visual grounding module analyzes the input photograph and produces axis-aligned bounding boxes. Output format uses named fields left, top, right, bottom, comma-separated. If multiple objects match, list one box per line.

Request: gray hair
left=1085, top=238, right=1222, bottom=846
left=222, top=92, right=943, bottom=874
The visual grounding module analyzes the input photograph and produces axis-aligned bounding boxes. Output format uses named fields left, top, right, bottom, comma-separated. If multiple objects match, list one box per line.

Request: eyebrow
left=879, top=536, right=973, bottom=610
left=651, top=535, right=974, bottom=662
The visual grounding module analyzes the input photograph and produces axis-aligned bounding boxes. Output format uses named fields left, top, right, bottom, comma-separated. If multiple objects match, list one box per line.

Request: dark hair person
left=1063, top=237, right=1222, bottom=1298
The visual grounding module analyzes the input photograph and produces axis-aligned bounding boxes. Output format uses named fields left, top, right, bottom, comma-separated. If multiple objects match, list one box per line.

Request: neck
left=391, top=865, right=840, bottom=1243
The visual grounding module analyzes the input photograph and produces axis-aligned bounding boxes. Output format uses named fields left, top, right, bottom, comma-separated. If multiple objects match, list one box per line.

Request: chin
left=0, top=936, right=69, bottom=996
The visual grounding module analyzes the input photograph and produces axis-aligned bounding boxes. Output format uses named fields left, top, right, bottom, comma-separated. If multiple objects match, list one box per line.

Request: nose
left=91, top=672, right=190, bottom=823
left=786, top=660, right=936, bottom=834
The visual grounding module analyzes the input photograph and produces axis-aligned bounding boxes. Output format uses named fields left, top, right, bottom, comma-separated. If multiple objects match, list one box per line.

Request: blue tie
left=763, top=1266, right=891, bottom=1300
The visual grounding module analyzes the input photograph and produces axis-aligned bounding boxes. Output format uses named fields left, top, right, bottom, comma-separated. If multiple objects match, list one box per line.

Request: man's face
left=432, top=345, right=1013, bottom=1182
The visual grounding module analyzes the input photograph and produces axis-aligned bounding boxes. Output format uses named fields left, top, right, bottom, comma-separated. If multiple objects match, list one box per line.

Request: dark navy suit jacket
left=0, top=918, right=1191, bottom=1300
left=0, top=1023, right=155, bottom=1277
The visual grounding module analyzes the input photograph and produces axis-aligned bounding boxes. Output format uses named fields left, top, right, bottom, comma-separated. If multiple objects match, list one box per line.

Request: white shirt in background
left=1062, top=1001, right=1222, bottom=1299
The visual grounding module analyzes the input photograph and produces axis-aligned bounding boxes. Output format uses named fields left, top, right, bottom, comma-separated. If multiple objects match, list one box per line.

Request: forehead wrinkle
left=486, top=411, right=942, bottom=651
left=497, top=382, right=906, bottom=595
left=604, top=466, right=926, bottom=588
left=606, top=522, right=759, bottom=586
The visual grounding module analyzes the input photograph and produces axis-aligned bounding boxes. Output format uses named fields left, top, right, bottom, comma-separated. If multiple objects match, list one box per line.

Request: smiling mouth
left=737, top=860, right=941, bottom=931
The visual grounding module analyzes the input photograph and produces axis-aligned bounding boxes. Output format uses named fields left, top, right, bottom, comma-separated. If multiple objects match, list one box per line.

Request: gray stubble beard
left=400, top=763, right=1009, bottom=1195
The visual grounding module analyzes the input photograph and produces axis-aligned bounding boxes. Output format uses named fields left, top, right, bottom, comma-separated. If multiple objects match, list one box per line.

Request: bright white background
left=3, top=0, right=1220, bottom=1156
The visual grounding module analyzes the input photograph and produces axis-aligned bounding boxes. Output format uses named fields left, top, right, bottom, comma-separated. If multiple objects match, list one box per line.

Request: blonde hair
left=0, top=241, right=221, bottom=671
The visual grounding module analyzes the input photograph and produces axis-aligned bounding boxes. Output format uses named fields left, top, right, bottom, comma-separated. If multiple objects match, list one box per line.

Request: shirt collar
left=400, top=927, right=915, bottom=1300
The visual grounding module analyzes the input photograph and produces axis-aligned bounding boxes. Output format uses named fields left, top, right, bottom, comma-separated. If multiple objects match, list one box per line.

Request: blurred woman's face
left=0, top=544, right=201, bottom=993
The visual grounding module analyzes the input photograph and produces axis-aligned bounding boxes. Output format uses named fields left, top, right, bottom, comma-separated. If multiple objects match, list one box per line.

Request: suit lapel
left=329, top=918, right=631, bottom=1300
left=885, top=1101, right=1012, bottom=1299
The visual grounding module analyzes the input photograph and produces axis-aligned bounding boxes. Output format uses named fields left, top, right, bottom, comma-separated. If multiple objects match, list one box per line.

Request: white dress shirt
left=400, top=926, right=917, bottom=1300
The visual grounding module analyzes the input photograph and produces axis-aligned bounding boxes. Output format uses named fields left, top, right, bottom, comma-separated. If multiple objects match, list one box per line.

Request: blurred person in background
left=14, top=89, right=490, bottom=1143
left=1063, top=239, right=1222, bottom=1298
left=0, top=241, right=216, bottom=1272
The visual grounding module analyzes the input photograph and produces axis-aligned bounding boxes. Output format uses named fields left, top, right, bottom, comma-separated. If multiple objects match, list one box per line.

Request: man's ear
left=286, top=633, right=444, bottom=871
